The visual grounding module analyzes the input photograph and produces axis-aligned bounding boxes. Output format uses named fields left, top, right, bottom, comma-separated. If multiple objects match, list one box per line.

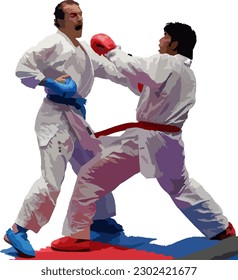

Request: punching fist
left=45, top=77, right=77, bottom=98
left=91, top=33, right=117, bottom=55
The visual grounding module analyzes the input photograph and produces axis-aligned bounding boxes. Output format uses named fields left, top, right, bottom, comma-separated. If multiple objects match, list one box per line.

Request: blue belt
left=47, top=94, right=86, bottom=119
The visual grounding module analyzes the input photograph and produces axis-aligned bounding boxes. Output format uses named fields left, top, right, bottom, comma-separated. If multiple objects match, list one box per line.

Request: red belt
left=94, top=121, right=181, bottom=138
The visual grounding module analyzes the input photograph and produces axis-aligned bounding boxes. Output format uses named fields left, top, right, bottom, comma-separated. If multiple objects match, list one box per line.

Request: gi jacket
left=15, top=30, right=129, bottom=151
left=101, top=49, right=196, bottom=178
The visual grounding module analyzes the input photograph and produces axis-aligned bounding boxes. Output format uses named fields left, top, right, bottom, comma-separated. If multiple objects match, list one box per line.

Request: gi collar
left=175, top=54, right=192, bottom=67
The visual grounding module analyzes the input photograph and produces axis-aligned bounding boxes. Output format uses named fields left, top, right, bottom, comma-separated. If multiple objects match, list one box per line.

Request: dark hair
left=164, top=22, right=196, bottom=59
left=54, top=1, right=79, bottom=28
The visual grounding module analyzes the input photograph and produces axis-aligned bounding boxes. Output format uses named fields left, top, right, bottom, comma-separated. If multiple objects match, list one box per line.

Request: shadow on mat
left=1, top=231, right=238, bottom=260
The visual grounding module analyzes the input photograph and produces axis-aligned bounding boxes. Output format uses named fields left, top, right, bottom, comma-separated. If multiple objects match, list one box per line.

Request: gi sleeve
left=86, top=45, right=129, bottom=84
left=92, top=47, right=144, bottom=95
left=105, top=48, right=173, bottom=89
left=15, top=37, right=57, bottom=88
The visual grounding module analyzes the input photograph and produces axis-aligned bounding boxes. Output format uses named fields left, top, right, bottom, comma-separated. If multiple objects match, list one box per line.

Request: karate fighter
left=50, top=22, right=236, bottom=251
left=3, top=0, right=131, bottom=257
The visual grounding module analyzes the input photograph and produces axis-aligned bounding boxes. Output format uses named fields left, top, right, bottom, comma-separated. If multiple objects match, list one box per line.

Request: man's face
left=158, top=32, right=173, bottom=54
left=60, top=3, right=83, bottom=38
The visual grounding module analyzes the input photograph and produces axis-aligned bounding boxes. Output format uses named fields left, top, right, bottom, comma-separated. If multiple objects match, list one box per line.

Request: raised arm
left=91, top=33, right=172, bottom=89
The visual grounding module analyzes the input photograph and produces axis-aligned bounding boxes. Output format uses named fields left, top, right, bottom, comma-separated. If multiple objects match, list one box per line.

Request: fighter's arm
left=84, top=42, right=139, bottom=94
left=91, top=34, right=171, bottom=88
left=15, top=39, right=57, bottom=88
left=91, top=51, right=128, bottom=83
left=16, top=41, right=77, bottom=98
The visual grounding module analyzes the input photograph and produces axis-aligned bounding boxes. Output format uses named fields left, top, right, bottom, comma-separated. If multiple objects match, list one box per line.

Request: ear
left=56, top=18, right=65, bottom=28
left=170, top=40, right=178, bottom=51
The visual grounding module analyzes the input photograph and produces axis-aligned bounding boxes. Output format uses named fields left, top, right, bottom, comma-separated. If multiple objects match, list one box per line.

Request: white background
left=0, top=0, right=238, bottom=276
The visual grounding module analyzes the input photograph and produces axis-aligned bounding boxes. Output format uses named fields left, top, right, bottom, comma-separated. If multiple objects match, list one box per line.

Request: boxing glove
left=45, top=77, right=77, bottom=98
left=91, top=33, right=117, bottom=55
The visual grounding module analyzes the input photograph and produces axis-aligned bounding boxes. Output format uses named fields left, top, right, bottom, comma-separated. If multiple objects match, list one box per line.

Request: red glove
left=91, top=33, right=117, bottom=55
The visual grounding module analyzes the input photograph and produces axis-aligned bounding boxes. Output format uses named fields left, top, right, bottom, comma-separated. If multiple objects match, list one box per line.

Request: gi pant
left=15, top=127, right=116, bottom=234
left=62, top=131, right=228, bottom=239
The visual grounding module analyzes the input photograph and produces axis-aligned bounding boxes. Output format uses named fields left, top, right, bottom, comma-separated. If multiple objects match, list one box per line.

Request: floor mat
left=2, top=232, right=238, bottom=260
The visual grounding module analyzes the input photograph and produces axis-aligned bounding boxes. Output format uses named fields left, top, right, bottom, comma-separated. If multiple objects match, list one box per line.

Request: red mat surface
left=16, top=241, right=173, bottom=260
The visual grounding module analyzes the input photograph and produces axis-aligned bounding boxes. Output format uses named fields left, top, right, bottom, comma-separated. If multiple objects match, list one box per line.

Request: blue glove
left=45, top=78, right=77, bottom=98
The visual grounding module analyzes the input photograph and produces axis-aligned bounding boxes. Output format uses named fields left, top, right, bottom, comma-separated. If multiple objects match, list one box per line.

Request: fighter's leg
left=14, top=130, right=75, bottom=232
left=155, top=134, right=231, bottom=238
left=61, top=149, right=140, bottom=240
left=70, top=140, right=119, bottom=231
left=4, top=130, right=75, bottom=256
left=69, top=140, right=116, bottom=219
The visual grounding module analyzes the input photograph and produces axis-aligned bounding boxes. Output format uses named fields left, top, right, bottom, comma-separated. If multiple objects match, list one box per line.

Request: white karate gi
left=14, top=30, right=129, bottom=233
left=63, top=50, right=229, bottom=239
